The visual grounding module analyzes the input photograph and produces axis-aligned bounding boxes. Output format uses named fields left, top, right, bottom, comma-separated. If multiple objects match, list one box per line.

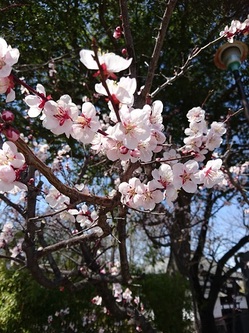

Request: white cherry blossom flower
left=0, top=141, right=25, bottom=168
left=205, top=131, right=223, bottom=151
left=173, top=160, right=199, bottom=193
left=113, top=107, right=150, bottom=149
left=80, top=49, right=132, bottom=79
left=24, top=84, right=48, bottom=118
left=122, top=288, right=133, bottom=303
left=0, top=38, right=20, bottom=77
left=43, top=94, right=79, bottom=138
left=152, top=163, right=174, bottom=189
left=161, top=149, right=180, bottom=165
left=135, top=180, right=164, bottom=210
left=45, top=187, right=70, bottom=209
left=91, top=296, right=102, bottom=306
left=118, top=177, right=144, bottom=207
left=0, top=75, right=15, bottom=102
left=71, top=102, right=100, bottom=144
left=95, top=77, right=136, bottom=107
left=186, top=107, right=205, bottom=124
left=197, top=159, right=224, bottom=188
left=149, top=100, right=164, bottom=130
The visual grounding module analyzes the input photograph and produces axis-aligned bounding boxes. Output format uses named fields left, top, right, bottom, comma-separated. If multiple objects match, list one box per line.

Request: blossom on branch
left=0, top=38, right=19, bottom=77
left=43, top=94, right=79, bottom=138
left=71, top=102, right=100, bottom=144
left=173, top=160, right=199, bottom=193
left=196, top=159, right=224, bottom=188
left=0, top=141, right=26, bottom=192
left=79, top=49, right=132, bottom=79
left=0, top=75, right=15, bottom=102
left=24, top=83, right=50, bottom=118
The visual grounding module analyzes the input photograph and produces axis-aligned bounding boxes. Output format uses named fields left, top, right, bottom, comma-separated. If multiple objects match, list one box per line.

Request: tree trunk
left=199, top=306, right=218, bottom=333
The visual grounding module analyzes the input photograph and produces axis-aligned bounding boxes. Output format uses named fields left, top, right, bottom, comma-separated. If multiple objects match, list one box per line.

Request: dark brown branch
left=119, top=0, right=136, bottom=79
left=138, top=0, right=178, bottom=105
left=117, top=206, right=131, bottom=283
left=37, top=231, right=100, bottom=259
left=0, top=193, right=25, bottom=217
left=14, top=137, right=113, bottom=207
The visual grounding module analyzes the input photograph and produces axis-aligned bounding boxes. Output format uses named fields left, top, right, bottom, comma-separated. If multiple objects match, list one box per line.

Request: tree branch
left=14, top=137, right=113, bottom=207
left=138, top=0, right=178, bottom=105
left=119, top=0, right=136, bottom=79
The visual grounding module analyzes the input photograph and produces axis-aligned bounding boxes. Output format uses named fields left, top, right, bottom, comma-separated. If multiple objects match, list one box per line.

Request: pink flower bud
left=113, top=26, right=122, bottom=39
left=119, top=146, right=129, bottom=155
left=121, top=48, right=127, bottom=56
left=5, top=127, right=20, bottom=141
left=1, top=110, right=15, bottom=122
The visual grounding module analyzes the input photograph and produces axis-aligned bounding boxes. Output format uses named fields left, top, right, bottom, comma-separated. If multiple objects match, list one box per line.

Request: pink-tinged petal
left=0, top=165, right=16, bottom=183
left=0, top=64, right=12, bottom=78
left=36, top=83, right=46, bottom=95
left=5, top=47, right=20, bottom=66
left=24, top=95, right=41, bottom=107
left=182, top=180, right=197, bottom=193
left=0, top=38, right=8, bottom=57
left=6, top=89, right=15, bottom=102
left=79, top=49, right=98, bottom=70
left=104, top=53, right=132, bottom=72
left=28, top=107, right=42, bottom=118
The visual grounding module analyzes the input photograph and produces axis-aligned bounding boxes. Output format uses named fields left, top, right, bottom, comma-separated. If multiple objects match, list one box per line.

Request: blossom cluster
left=0, top=221, right=13, bottom=248
left=0, top=37, right=228, bottom=213
left=0, top=141, right=27, bottom=192
left=220, top=15, right=249, bottom=43
left=118, top=106, right=226, bottom=209
left=0, top=38, right=19, bottom=102
left=45, top=186, right=102, bottom=235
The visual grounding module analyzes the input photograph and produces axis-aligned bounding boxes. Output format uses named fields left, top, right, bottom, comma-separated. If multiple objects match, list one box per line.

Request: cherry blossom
left=45, top=187, right=70, bottom=209
left=112, top=106, right=150, bottom=149
left=0, top=38, right=20, bottom=77
left=95, top=77, right=136, bottom=108
left=79, top=49, right=132, bottom=79
left=152, top=163, right=174, bottom=189
left=204, top=122, right=226, bottom=151
left=122, top=288, right=133, bottom=303
left=173, top=160, right=200, bottom=193
left=0, top=75, right=15, bottom=102
left=149, top=100, right=164, bottom=131
left=113, top=283, right=123, bottom=302
left=220, top=16, right=249, bottom=42
left=197, top=159, right=224, bottom=188
left=24, top=83, right=49, bottom=118
left=0, top=141, right=25, bottom=168
left=91, top=295, right=102, bottom=306
left=43, top=94, right=79, bottom=138
left=161, top=149, right=180, bottom=165
left=135, top=180, right=164, bottom=210
left=0, top=221, right=14, bottom=248
left=71, top=102, right=100, bottom=144
left=70, top=204, right=98, bottom=229
left=118, top=177, right=144, bottom=208
left=186, top=106, right=205, bottom=124
left=0, top=141, right=26, bottom=192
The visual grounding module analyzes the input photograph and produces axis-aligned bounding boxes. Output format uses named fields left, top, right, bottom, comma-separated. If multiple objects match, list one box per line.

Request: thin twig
left=151, top=35, right=224, bottom=98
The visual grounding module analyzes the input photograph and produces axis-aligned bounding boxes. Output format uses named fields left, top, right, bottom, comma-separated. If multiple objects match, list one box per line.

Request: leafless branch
left=119, top=0, right=136, bottom=79
left=138, top=0, right=178, bottom=104
left=151, top=35, right=224, bottom=98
